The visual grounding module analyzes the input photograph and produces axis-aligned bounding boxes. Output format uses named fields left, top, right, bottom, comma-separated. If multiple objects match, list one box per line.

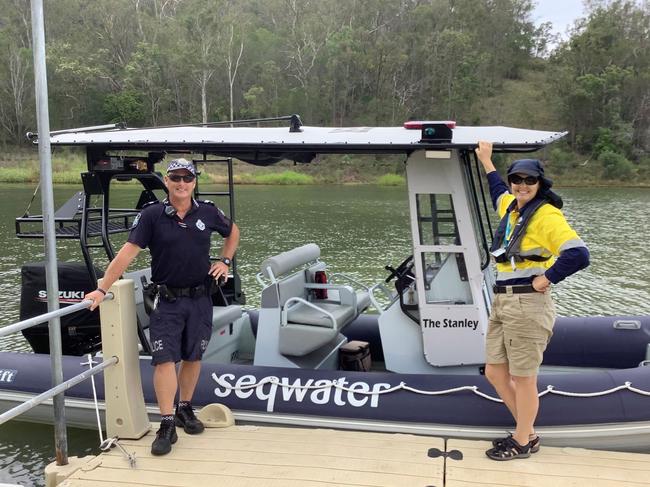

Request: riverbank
left=0, top=150, right=648, bottom=187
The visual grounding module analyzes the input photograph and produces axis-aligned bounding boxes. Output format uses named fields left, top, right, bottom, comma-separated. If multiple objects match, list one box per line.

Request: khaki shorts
left=485, top=290, right=556, bottom=377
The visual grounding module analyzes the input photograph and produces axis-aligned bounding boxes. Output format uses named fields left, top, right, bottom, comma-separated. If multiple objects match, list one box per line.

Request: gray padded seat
left=356, top=290, right=371, bottom=313
left=279, top=325, right=339, bottom=357
left=212, top=305, right=242, bottom=328
left=287, top=302, right=355, bottom=328
left=257, top=243, right=366, bottom=359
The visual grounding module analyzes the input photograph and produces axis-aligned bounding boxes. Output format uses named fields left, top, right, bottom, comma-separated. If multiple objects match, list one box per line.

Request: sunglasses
left=168, top=174, right=196, bottom=183
left=508, top=174, right=539, bottom=185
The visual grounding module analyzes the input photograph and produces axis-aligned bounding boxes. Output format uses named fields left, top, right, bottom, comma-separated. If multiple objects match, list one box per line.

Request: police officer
left=475, top=141, right=589, bottom=460
left=87, top=158, right=240, bottom=456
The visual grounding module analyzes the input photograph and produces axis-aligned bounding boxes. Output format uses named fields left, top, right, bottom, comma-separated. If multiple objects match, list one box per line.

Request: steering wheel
left=384, top=254, right=414, bottom=283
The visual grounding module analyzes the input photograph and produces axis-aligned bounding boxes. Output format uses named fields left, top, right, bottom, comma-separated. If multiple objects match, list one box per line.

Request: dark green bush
left=598, top=151, right=636, bottom=181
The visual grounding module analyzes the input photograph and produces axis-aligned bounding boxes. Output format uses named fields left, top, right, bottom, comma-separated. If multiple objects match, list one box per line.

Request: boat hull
left=1, top=347, right=650, bottom=451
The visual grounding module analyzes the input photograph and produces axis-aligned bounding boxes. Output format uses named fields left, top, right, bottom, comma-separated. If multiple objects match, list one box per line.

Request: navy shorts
left=148, top=295, right=213, bottom=365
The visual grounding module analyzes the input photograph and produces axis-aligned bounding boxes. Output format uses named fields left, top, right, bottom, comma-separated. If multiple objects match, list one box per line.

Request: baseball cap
left=166, top=158, right=198, bottom=176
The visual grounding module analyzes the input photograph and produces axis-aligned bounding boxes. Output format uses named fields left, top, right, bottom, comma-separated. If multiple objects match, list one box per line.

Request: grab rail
left=0, top=295, right=112, bottom=338
left=0, top=292, right=115, bottom=463
left=329, top=272, right=370, bottom=291
left=368, top=282, right=397, bottom=314
left=0, top=355, right=117, bottom=424
left=281, top=297, right=337, bottom=329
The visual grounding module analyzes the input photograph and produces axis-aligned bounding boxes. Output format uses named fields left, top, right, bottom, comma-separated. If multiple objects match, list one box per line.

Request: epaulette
left=141, top=200, right=161, bottom=209
left=199, top=199, right=215, bottom=207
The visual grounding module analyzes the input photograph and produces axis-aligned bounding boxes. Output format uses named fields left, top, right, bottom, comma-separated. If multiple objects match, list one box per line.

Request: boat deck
left=57, top=424, right=650, bottom=487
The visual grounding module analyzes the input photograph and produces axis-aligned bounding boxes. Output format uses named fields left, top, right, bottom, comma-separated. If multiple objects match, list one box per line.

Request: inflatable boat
left=1, top=117, right=649, bottom=450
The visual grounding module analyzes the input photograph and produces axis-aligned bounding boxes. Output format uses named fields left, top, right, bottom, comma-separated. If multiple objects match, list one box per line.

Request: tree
left=551, top=0, right=650, bottom=156
left=0, top=0, right=33, bottom=143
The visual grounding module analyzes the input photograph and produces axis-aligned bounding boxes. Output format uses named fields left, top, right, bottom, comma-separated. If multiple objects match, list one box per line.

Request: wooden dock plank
left=58, top=426, right=650, bottom=487
left=61, top=476, right=418, bottom=487
left=446, top=439, right=650, bottom=487
left=60, top=425, right=444, bottom=487
left=118, top=426, right=436, bottom=450
left=99, top=445, right=436, bottom=476
left=112, top=427, right=435, bottom=463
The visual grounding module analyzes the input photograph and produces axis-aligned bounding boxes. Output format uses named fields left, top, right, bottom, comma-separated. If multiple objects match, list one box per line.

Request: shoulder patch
left=131, top=213, right=141, bottom=229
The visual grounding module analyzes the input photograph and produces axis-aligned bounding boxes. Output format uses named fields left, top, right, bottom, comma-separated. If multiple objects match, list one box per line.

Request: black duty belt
left=493, top=284, right=537, bottom=294
left=161, top=283, right=209, bottom=300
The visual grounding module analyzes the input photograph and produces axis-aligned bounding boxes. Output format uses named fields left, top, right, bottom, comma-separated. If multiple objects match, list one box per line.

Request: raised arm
left=475, top=141, right=497, bottom=174
left=475, top=141, right=509, bottom=210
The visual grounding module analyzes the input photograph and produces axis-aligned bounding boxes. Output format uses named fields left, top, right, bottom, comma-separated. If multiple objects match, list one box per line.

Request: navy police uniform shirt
left=128, top=199, right=232, bottom=287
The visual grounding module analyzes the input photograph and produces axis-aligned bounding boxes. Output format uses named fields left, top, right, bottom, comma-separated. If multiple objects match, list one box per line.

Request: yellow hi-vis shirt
left=495, top=192, right=585, bottom=282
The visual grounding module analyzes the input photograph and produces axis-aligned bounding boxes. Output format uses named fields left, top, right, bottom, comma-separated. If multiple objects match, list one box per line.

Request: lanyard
left=503, top=210, right=520, bottom=271
left=503, top=211, right=517, bottom=247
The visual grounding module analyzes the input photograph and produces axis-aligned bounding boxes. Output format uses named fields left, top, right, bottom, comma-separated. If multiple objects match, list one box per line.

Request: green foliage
left=246, top=171, right=314, bottom=185
left=0, top=0, right=646, bottom=186
left=550, top=1, right=649, bottom=158
left=598, top=151, right=636, bottom=181
left=375, top=174, right=406, bottom=186
left=547, top=146, right=576, bottom=176
left=0, top=150, right=86, bottom=183
left=103, top=91, right=145, bottom=125
left=637, top=157, right=650, bottom=180
left=592, top=124, right=634, bottom=157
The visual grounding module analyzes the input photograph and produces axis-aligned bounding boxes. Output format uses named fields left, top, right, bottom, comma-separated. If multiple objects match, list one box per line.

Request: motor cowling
left=20, top=262, right=103, bottom=355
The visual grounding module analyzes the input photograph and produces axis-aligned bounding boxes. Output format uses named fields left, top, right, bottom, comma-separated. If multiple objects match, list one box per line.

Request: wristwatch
left=219, top=257, right=232, bottom=267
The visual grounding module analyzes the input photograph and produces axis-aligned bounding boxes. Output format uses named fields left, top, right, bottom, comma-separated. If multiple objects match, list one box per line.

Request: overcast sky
left=532, top=0, right=586, bottom=39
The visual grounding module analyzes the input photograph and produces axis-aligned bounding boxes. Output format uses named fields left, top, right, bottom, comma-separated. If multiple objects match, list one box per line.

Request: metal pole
left=30, top=0, right=68, bottom=466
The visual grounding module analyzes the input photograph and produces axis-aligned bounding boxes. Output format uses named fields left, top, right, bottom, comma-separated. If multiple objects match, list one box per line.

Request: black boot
left=151, top=420, right=178, bottom=456
left=175, top=403, right=205, bottom=434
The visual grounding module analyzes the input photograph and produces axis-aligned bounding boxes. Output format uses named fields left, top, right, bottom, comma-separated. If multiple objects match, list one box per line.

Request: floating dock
left=53, top=424, right=650, bottom=487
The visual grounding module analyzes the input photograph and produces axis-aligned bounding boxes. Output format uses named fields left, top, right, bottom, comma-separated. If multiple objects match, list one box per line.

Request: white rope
left=628, top=384, right=650, bottom=396
left=82, top=354, right=104, bottom=444
left=82, top=355, right=137, bottom=468
left=541, top=382, right=650, bottom=398
left=212, top=373, right=650, bottom=402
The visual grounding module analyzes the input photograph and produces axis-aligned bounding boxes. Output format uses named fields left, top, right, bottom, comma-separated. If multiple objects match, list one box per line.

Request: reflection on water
left=551, top=188, right=650, bottom=316
left=0, top=422, right=97, bottom=487
left=1, top=185, right=648, bottom=336
left=0, top=184, right=648, bottom=485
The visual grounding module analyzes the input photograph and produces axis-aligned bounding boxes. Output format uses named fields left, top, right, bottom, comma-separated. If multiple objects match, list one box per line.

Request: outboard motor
left=20, top=262, right=104, bottom=355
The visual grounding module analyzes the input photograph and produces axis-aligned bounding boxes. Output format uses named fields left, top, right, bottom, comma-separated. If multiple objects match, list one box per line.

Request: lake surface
left=0, top=184, right=649, bottom=486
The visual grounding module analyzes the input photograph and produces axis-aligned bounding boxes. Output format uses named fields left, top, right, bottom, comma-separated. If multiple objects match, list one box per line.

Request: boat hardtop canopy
left=42, top=119, right=567, bottom=163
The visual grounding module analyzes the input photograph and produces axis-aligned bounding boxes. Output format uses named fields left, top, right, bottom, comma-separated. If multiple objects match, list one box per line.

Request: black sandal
left=485, top=436, right=533, bottom=461
left=492, top=432, right=540, bottom=453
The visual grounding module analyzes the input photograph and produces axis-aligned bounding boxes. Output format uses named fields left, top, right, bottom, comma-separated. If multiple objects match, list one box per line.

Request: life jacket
left=490, top=194, right=561, bottom=264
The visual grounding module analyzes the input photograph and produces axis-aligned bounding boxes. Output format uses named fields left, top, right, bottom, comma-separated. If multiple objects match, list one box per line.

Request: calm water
left=0, top=184, right=649, bottom=485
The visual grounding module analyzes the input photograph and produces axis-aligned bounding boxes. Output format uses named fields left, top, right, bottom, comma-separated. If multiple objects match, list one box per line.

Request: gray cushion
left=278, top=272, right=307, bottom=306
left=279, top=325, right=338, bottom=356
left=212, top=305, right=242, bottom=328
left=286, top=302, right=355, bottom=329
left=260, top=244, right=320, bottom=279
left=356, top=290, right=370, bottom=313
